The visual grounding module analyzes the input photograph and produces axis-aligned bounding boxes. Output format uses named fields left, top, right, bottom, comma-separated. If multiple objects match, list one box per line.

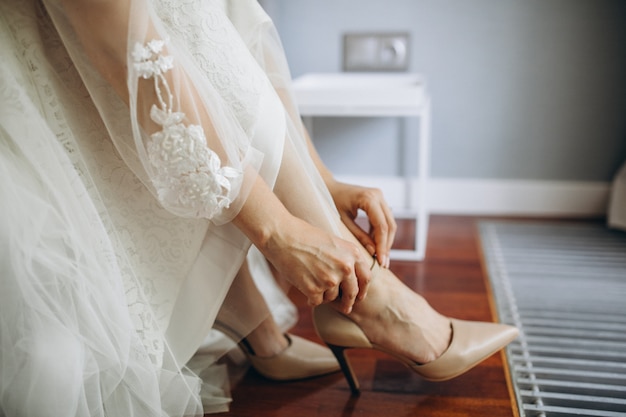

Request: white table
left=292, top=73, right=431, bottom=261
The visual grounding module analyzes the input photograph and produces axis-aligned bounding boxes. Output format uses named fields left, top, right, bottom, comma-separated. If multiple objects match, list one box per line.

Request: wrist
left=325, top=176, right=341, bottom=196
left=255, top=213, right=288, bottom=253
left=231, top=176, right=293, bottom=252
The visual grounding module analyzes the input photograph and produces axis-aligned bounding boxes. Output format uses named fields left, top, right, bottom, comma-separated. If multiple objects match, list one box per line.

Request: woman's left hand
left=328, top=181, right=396, bottom=268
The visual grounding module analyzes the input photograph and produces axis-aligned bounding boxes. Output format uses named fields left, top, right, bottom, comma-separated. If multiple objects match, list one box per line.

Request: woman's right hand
left=261, top=215, right=372, bottom=315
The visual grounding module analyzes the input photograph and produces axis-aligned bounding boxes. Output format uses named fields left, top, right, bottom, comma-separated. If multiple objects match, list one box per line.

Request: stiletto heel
left=327, top=343, right=361, bottom=395
left=213, top=320, right=340, bottom=381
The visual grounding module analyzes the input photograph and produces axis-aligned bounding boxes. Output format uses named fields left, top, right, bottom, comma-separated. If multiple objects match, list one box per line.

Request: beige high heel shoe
left=214, top=321, right=340, bottom=381
left=312, top=262, right=519, bottom=394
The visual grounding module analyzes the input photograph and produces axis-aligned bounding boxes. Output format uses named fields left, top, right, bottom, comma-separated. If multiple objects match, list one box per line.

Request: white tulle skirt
left=0, top=61, right=206, bottom=415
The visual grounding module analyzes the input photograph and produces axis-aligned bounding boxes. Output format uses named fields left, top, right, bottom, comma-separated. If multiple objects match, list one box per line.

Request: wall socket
left=343, top=32, right=410, bottom=72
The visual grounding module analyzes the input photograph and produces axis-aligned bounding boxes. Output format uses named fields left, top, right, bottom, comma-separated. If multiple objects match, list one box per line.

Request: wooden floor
left=218, top=215, right=518, bottom=417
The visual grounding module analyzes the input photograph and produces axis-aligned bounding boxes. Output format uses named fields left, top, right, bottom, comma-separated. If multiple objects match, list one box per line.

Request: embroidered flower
left=133, top=39, right=242, bottom=219
left=132, top=39, right=174, bottom=79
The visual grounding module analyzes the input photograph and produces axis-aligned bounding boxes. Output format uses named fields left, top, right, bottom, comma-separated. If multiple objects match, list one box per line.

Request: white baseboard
left=336, top=175, right=611, bottom=217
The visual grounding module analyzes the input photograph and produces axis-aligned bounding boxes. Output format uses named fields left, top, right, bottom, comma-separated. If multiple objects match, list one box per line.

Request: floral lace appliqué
left=133, top=39, right=241, bottom=219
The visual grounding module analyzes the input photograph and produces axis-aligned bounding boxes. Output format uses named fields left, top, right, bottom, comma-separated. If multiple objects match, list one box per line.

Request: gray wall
left=261, top=0, right=626, bottom=181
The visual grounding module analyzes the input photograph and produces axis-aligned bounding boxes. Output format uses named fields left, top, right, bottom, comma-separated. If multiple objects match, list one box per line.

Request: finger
left=306, top=291, right=324, bottom=307
left=323, top=286, right=340, bottom=303
left=340, top=213, right=376, bottom=256
left=381, top=202, right=397, bottom=253
left=376, top=203, right=396, bottom=268
left=338, top=270, right=359, bottom=314
left=364, top=203, right=389, bottom=267
left=354, top=256, right=372, bottom=302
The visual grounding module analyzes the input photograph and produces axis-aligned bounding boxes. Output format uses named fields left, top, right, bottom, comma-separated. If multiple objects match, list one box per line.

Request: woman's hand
left=261, top=215, right=372, bottom=314
left=233, top=176, right=372, bottom=313
left=327, top=181, right=397, bottom=269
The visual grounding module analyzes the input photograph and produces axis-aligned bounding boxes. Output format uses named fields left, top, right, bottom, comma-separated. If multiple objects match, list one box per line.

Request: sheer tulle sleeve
left=44, top=0, right=264, bottom=225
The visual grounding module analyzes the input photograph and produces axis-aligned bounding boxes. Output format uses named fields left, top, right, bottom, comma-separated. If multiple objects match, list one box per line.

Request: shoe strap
left=370, top=255, right=381, bottom=280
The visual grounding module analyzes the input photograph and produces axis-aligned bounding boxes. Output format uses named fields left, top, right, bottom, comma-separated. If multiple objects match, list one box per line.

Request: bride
left=0, top=0, right=518, bottom=415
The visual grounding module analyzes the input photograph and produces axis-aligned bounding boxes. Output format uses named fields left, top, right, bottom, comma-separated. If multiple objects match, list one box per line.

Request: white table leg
left=390, top=97, right=430, bottom=261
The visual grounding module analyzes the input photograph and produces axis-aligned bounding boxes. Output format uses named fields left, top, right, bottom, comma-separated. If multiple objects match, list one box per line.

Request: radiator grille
left=479, top=222, right=626, bottom=417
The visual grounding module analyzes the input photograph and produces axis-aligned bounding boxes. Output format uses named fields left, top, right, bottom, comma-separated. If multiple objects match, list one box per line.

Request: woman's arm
left=60, top=0, right=131, bottom=100
left=56, top=0, right=370, bottom=312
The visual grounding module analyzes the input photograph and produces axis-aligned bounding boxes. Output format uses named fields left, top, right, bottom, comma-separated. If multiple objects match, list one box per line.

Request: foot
left=231, top=316, right=341, bottom=380
left=343, top=265, right=452, bottom=365
left=244, top=315, right=290, bottom=358
left=247, top=334, right=341, bottom=380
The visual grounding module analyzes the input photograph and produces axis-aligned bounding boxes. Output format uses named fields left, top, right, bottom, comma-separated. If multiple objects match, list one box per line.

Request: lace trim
left=133, top=39, right=241, bottom=219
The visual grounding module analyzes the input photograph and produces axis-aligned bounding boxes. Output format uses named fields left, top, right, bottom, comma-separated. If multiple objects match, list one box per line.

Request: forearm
left=56, top=0, right=252, bottom=222
left=302, top=124, right=337, bottom=189
left=59, top=0, right=131, bottom=101
left=232, top=176, right=293, bottom=251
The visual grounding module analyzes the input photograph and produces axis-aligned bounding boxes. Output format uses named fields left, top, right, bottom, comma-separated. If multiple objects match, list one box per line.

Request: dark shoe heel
left=327, top=343, right=361, bottom=395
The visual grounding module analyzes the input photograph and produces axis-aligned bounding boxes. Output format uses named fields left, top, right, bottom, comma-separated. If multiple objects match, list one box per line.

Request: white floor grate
left=479, top=222, right=626, bottom=417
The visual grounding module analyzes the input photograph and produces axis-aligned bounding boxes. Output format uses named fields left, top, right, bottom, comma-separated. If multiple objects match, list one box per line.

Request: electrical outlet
left=343, top=32, right=409, bottom=72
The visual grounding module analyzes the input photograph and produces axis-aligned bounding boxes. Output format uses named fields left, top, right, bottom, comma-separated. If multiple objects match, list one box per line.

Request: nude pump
left=214, top=321, right=340, bottom=381
left=312, top=262, right=519, bottom=394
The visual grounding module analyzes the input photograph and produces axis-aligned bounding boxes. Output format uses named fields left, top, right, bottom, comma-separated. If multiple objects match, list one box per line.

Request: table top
left=292, top=72, right=428, bottom=117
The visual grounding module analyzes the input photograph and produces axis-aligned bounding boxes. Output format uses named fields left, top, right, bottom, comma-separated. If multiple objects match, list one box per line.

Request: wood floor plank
left=218, top=216, right=517, bottom=417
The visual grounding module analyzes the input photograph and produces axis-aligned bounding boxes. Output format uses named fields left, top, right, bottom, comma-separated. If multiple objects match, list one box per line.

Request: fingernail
left=366, top=244, right=375, bottom=255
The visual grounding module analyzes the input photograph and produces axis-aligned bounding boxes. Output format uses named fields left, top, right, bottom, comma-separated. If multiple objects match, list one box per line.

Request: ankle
left=245, top=319, right=289, bottom=358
